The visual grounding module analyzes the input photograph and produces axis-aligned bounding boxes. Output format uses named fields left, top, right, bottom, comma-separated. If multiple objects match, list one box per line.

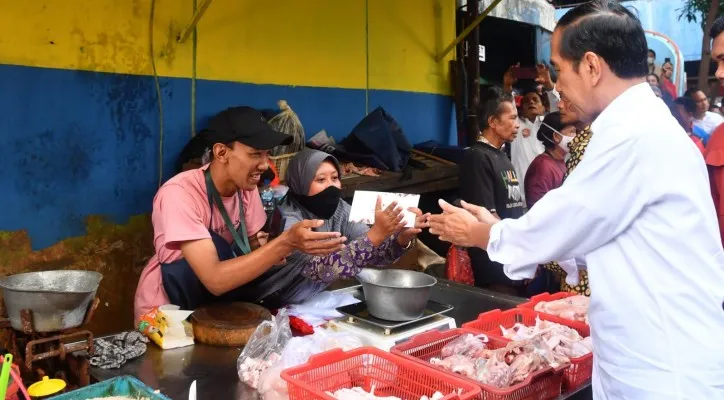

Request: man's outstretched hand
left=428, top=200, right=480, bottom=247
left=283, top=220, right=347, bottom=256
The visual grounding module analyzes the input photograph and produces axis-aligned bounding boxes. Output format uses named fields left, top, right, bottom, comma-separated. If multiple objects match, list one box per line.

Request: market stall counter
left=90, top=280, right=592, bottom=400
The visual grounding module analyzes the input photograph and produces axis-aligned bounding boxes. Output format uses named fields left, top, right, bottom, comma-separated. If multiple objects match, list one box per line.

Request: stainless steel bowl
left=356, top=268, right=437, bottom=321
left=0, top=270, right=103, bottom=332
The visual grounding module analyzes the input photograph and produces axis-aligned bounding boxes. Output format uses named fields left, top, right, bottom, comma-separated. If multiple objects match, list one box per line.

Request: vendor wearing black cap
left=134, top=106, right=347, bottom=320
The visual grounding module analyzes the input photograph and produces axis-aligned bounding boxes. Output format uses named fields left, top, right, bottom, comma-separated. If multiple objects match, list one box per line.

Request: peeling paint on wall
left=0, top=215, right=153, bottom=335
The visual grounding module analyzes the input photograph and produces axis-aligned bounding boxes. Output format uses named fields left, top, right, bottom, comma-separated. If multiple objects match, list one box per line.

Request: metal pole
left=465, top=0, right=481, bottom=146
left=436, top=0, right=503, bottom=62
left=178, top=0, right=214, bottom=43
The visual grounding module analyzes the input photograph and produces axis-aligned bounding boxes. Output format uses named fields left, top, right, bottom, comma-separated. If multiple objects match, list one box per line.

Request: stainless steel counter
left=90, top=280, right=591, bottom=400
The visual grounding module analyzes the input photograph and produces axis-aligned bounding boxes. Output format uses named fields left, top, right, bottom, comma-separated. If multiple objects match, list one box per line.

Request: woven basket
left=270, top=152, right=298, bottom=183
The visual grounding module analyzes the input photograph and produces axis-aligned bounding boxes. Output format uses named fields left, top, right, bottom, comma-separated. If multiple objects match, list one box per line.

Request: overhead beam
left=436, top=0, right=504, bottom=62
left=177, top=0, right=214, bottom=44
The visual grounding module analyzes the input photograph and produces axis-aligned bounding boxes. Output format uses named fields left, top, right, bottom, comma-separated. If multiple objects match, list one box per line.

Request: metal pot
left=0, top=270, right=103, bottom=332
left=356, top=268, right=437, bottom=321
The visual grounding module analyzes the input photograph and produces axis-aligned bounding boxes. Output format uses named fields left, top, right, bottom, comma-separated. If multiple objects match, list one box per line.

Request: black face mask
left=293, top=186, right=342, bottom=219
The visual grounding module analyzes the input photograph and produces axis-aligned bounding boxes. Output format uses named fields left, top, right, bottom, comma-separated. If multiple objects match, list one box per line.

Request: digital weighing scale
left=327, top=300, right=457, bottom=351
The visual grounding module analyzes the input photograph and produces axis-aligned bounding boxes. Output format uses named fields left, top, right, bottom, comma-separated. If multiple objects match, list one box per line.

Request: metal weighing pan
left=0, top=270, right=102, bottom=332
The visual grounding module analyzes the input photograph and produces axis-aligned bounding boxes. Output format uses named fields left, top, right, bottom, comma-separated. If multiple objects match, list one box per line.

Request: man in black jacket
left=459, top=87, right=525, bottom=295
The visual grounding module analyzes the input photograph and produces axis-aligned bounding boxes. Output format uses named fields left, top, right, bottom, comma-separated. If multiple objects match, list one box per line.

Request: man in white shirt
left=428, top=1, right=724, bottom=399
left=504, top=65, right=563, bottom=206
left=691, top=89, right=724, bottom=135
left=510, top=91, right=546, bottom=203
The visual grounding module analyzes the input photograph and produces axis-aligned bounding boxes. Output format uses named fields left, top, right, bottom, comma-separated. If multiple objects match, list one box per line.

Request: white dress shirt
left=693, top=110, right=724, bottom=136
left=487, top=83, right=724, bottom=399
left=511, top=116, right=545, bottom=205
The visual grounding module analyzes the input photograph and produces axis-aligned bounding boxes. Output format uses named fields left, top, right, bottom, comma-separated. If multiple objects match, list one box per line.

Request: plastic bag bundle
left=237, top=309, right=292, bottom=389
left=286, top=291, right=360, bottom=327
left=268, top=100, right=305, bottom=156
left=445, top=245, right=475, bottom=286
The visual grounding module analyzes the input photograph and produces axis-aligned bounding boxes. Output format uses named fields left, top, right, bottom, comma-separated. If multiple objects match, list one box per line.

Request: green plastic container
left=49, top=376, right=171, bottom=400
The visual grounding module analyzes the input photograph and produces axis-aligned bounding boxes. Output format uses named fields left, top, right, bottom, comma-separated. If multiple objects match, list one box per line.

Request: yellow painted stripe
left=367, top=0, right=456, bottom=94
left=0, top=0, right=454, bottom=95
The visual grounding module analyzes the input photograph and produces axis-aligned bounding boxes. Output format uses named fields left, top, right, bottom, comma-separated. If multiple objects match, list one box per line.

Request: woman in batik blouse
left=276, top=149, right=427, bottom=302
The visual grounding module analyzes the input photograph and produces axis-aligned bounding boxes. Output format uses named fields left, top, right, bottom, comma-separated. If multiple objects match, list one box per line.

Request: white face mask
left=541, top=122, right=574, bottom=153
left=647, top=57, right=655, bottom=65
left=558, top=133, right=574, bottom=153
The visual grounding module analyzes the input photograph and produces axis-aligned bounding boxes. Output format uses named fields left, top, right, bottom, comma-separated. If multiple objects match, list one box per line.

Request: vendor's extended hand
left=284, top=220, right=347, bottom=256
left=428, top=200, right=480, bottom=247
left=397, top=207, right=430, bottom=247
left=368, top=196, right=405, bottom=246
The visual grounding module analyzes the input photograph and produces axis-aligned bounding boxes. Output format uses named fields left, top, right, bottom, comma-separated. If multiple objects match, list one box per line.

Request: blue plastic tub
left=50, top=376, right=171, bottom=399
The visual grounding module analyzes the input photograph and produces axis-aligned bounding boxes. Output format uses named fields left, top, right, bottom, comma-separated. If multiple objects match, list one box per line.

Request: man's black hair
left=648, top=48, right=656, bottom=58
left=711, top=16, right=724, bottom=40
left=557, top=0, right=648, bottom=79
left=684, top=88, right=703, bottom=98
left=478, top=86, right=515, bottom=130
left=537, top=112, right=566, bottom=150
left=522, top=88, right=542, bottom=98
left=674, top=96, right=696, bottom=115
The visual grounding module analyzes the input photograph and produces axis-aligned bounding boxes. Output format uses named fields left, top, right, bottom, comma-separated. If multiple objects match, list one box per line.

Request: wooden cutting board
left=190, top=302, right=272, bottom=347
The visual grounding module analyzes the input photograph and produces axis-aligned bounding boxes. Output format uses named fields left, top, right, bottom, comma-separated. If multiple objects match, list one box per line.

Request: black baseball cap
left=205, top=106, right=293, bottom=150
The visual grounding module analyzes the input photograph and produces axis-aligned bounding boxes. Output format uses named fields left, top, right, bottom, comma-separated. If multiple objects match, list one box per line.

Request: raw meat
left=430, top=337, right=562, bottom=389
left=440, top=333, right=488, bottom=358
left=533, top=295, right=589, bottom=324
left=327, top=386, right=444, bottom=400
left=238, top=352, right=281, bottom=389
left=499, top=317, right=593, bottom=363
left=431, top=354, right=476, bottom=378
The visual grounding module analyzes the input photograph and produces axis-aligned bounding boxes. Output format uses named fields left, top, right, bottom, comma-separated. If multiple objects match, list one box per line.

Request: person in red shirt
left=524, top=112, right=576, bottom=208
left=671, top=97, right=706, bottom=155
left=706, top=16, right=724, bottom=246
left=660, top=61, right=677, bottom=99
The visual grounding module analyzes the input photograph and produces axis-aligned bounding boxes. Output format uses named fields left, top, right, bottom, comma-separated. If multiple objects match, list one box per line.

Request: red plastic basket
left=517, top=292, right=581, bottom=313
left=463, top=309, right=592, bottom=391
left=281, top=347, right=482, bottom=400
left=390, top=328, right=564, bottom=400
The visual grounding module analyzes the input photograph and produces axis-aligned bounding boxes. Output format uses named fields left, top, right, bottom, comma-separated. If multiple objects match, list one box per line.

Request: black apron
left=160, top=169, right=323, bottom=310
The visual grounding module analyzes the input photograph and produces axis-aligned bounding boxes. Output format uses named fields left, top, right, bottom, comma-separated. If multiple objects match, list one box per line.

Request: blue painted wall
left=0, top=64, right=452, bottom=249
left=556, top=0, right=704, bottom=62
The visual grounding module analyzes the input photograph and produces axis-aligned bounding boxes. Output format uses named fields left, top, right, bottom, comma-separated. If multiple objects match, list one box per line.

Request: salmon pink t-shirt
left=134, top=165, right=266, bottom=322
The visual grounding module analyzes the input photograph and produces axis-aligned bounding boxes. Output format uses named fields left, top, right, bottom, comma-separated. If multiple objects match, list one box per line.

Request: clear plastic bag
left=257, top=327, right=363, bottom=400
left=237, top=309, right=293, bottom=389
left=286, top=291, right=360, bottom=327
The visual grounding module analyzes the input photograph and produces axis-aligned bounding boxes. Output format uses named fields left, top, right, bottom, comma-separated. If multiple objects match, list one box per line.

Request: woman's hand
left=368, top=196, right=405, bottom=246
left=397, top=207, right=430, bottom=247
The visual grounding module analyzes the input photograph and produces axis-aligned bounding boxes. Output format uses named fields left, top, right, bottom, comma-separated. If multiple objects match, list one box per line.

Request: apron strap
left=204, top=168, right=251, bottom=255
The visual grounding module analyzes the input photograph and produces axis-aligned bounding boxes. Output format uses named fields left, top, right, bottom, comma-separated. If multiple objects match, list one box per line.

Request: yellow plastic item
left=28, top=375, right=66, bottom=397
